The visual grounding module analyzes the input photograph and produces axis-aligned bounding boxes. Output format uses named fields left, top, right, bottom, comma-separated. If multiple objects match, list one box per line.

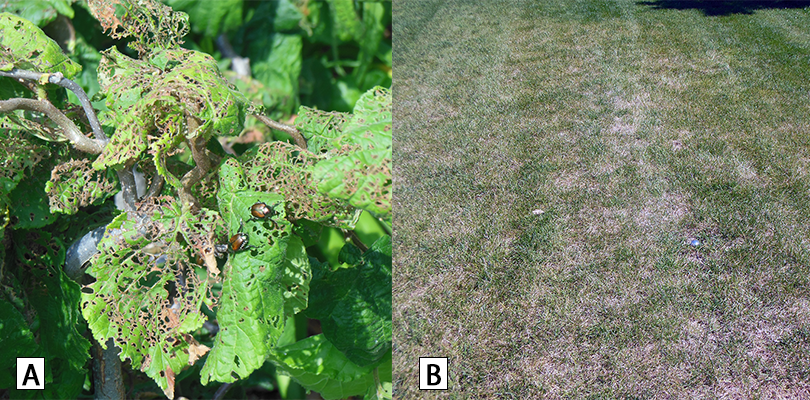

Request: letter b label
left=419, top=357, right=448, bottom=390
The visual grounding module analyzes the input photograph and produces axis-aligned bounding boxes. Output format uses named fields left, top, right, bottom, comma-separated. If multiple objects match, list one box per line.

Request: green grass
left=394, top=0, right=810, bottom=398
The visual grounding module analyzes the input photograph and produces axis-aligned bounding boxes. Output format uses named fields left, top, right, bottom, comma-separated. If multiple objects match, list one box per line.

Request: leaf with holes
left=4, top=229, right=92, bottom=399
left=240, top=141, right=361, bottom=228
left=201, top=158, right=306, bottom=384
left=296, top=87, right=392, bottom=219
left=80, top=199, right=220, bottom=398
left=86, top=0, right=189, bottom=56
left=0, top=129, right=50, bottom=227
left=0, top=12, right=81, bottom=77
left=8, top=164, right=55, bottom=229
left=312, top=147, right=391, bottom=219
left=46, top=158, right=118, bottom=215
left=93, top=46, right=250, bottom=171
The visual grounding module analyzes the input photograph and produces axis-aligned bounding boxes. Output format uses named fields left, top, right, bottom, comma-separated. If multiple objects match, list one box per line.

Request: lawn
left=393, top=0, right=810, bottom=398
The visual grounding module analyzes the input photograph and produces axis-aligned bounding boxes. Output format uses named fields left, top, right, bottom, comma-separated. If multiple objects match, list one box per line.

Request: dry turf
left=393, top=1, right=810, bottom=398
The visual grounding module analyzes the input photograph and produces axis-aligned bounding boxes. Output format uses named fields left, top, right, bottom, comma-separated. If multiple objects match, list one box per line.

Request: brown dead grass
left=394, top=0, right=810, bottom=398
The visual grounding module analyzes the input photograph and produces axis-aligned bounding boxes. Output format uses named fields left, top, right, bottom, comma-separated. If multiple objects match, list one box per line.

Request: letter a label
left=17, top=358, right=45, bottom=390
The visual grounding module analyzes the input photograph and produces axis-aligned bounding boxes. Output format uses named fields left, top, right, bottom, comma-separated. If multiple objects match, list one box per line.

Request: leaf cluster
left=0, top=0, right=391, bottom=399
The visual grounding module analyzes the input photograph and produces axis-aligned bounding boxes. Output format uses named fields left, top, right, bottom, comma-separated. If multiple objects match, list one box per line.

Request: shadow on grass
left=637, top=0, right=810, bottom=16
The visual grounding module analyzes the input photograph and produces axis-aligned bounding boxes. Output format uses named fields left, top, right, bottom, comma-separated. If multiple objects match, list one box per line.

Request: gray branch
left=116, top=162, right=137, bottom=212
left=0, top=68, right=108, bottom=143
left=0, top=97, right=104, bottom=153
left=252, top=113, right=307, bottom=149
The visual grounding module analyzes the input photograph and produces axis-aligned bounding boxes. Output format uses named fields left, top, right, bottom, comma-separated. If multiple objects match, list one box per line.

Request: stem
left=0, top=68, right=107, bottom=143
left=0, top=97, right=104, bottom=153
left=117, top=162, right=137, bottom=212
left=92, top=338, right=124, bottom=400
left=346, top=230, right=369, bottom=252
left=252, top=113, right=307, bottom=149
left=141, top=173, right=165, bottom=200
left=378, top=217, right=392, bottom=236
left=178, top=117, right=209, bottom=212
left=212, top=383, right=233, bottom=400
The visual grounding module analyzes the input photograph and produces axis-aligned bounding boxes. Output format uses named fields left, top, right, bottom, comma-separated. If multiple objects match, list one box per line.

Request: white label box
left=419, top=357, right=448, bottom=390
left=17, top=358, right=45, bottom=390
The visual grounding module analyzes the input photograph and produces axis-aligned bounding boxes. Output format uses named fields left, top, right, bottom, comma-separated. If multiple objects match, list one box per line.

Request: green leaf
left=329, top=0, right=362, bottom=43
left=4, top=229, right=92, bottom=400
left=343, top=86, right=392, bottom=150
left=330, top=75, right=363, bottom=112
left=245, top=33, right=302, bottom=116
left=0, top=0, right=75, bottom=27
left=67, top=36, right=103, bottom=99
left=46, top=158, right=118, bottom=215
left=376, top=41, right=392, bottom=68
left=201, top=158, right=305, bottom=384
left=268, top=334, right=391, bottom=400
left=305, top=236, right=392, bottom=366
left=296, top=87, right=392, bottom=218
left=85, top=0, right=189, bottom=56
left=0, top=287, right=41, bottom=376
left=165, top=0, right=243, bottom=38
left=241, top=0, right=304, bottom=33
left=352, top=2, right=385, bottom=87
left=240, top=141, right=362, bottom=228
left=300, top=56, right=333, bottom=110
left=8, top=165, right=55, bottom=229
left=93, top=47, right=250, bottom=170
left=81, top=201, right=221, bottom=398
left=24, top=261, right=91, bottom=399
left=234, top=3, right=303, bottom=116
left=0, top=127, right=50, bottom=210
left=298, top=86, right=391, bottom=151
left=281, top=235, right=312, bottom=316
left=295, top=106, right=350, bottom=154
left=0, top=12, right=81, bottom=77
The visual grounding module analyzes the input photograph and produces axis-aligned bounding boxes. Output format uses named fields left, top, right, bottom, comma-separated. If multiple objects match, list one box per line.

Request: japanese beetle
left=249, top=201, right=279, bottom=228
left=214, top=220, right=255, bottom=256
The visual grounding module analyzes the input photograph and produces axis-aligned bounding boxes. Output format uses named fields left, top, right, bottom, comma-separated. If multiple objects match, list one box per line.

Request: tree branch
left=0, top=68, right=107, bottom=143
left=0, top=97, right=104, bottom=153
left=178, top=117, right=208, bottom=212
left=141, top=173, right=164, bottom=200
left=252, top=113, right=307, bottom=149
left=116, top=162, right=137, bottom=212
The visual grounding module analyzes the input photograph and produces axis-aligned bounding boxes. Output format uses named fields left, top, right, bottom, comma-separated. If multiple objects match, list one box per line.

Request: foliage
left=167, top=0, right=393, bottom=116
left=0, top=0, right=391, bottom=398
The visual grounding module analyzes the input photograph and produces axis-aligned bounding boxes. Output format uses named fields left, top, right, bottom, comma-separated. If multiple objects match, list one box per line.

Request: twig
left=178, top=117, right=209, bottom=211
left=92, top=338, right=124, bottom=400
left=378, top=218, right=392, bottom=236
left=0, top=68, right=107, bottom=143
left=0, top=97, right=104, bottom=153
left=212, top=382, right=233, bottom=400
left=252, top=113, right=307, bottom=149
left=216, top=34, right=251, bottom=78
left=346, top=230, right=369, bottom=253
left=117, top=162, right=137, bottom=212
left=141, top=173, right=165, bottom=200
